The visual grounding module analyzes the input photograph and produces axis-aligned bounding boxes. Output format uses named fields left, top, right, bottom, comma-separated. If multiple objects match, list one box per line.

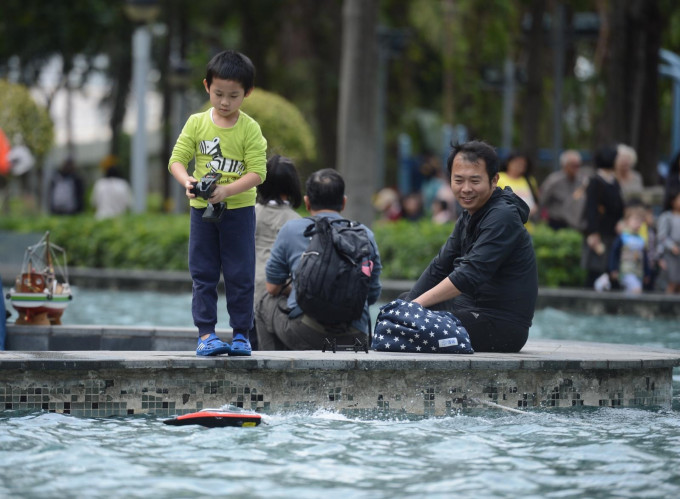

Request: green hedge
left=531, top=223, right=585, bottom=287
left=372, top=219, right=453, bottom=280
left=0, top=215, right=585, bottom=287
left=372, top=219, right=585, bottom=287
left=241, top=89, right=317, bottom=166
left=0, top=215, right=191, bottom=271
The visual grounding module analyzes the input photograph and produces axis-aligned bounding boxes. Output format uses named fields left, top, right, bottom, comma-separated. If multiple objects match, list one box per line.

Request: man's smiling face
left=450, top=154, right=498, bottom=215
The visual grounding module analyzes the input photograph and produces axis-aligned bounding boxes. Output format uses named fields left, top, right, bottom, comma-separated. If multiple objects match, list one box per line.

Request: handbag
left=372, top=299, right=474, bottom=354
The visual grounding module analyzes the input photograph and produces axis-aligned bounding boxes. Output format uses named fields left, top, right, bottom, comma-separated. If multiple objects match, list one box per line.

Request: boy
left=609, top=207, right=650, bottom=295
left=169, top=50, right=267, bottom=356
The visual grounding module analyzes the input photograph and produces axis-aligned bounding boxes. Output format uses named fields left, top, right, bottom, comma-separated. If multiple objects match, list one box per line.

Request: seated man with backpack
left=255, top=168, right=382, bottom=350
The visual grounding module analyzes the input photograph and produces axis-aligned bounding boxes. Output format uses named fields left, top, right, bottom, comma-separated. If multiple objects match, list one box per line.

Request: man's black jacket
left=408, top=187, right=538, bottom=330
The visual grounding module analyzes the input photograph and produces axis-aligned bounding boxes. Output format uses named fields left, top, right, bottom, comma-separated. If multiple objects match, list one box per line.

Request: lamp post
left=124, top=0, right=159, bottom=213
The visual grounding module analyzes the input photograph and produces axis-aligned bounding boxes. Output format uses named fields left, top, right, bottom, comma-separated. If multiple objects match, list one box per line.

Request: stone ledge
left=2, top=339, right=679, bottom=371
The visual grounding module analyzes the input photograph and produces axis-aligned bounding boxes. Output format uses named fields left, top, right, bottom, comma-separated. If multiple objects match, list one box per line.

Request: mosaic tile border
left=0, top=366, right=673, bottom=418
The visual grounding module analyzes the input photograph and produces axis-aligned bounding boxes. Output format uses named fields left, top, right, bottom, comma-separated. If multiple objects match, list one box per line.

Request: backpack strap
left=302, top=217, right=317, bottom=238
left=302, top=216, right=358, bottom=237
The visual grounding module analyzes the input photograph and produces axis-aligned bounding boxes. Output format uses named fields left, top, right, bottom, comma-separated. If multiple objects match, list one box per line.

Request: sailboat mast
left=45, top=231, right=54, bottom=274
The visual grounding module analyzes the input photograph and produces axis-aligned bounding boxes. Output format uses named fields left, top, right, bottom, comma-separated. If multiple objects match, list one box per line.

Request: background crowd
left=373, top=144, right=680, bottom=295
left=6, top=135, right=680, bottom=297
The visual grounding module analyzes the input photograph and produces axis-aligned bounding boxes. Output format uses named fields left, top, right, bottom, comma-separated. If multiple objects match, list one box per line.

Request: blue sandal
left=196, top=333, right=231, bottom=356
left=229, top=333, right=252, bottom=356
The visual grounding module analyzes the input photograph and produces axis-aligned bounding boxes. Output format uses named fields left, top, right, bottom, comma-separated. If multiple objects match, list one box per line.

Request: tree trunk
left=107, top=38, right=133, bottom=161
left=160, top=1, right=178, bottom=212
left=336, top=0, right=379, bottom=226
left=633, top=0, right=662, bottom=185
left=442, top=0, right=456, bottom=126
left=520, top=0, right=546, bottom=165
left=596, top=0, right=663, bottom=184
left=309, top=0, right=342, bottom=174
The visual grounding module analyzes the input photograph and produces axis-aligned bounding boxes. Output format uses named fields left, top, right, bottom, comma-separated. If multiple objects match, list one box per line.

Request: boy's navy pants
left=189, top=206, right=255, bottom=337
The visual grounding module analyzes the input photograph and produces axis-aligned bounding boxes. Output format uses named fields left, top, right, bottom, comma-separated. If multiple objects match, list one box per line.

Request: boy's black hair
left=305, top=168, right=345, bottom=212
left=205, top=50, right=255, bottom=91
left=257, top=155, right=302, bottom=208
left=446, top=140, right=499, bottom=184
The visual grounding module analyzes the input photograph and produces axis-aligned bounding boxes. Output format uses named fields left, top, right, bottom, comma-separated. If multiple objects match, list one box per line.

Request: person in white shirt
left=92, top=159, right=132, bottom=219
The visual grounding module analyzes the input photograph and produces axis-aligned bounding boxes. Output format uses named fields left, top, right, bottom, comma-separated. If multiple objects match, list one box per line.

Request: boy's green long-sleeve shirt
left=169, top=109, right=267, bottom=209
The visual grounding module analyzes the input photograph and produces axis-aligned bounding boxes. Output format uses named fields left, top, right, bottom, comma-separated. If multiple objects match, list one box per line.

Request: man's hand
left=266, top=281, right=292, bottom=297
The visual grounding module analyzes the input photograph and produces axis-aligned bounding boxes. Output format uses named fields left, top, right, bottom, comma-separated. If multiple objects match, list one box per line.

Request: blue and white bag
left=372, top=299, right=474, bottom=354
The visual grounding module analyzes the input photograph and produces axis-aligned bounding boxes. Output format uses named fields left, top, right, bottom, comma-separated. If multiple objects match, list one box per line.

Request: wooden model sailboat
left=7, top=231, right=73, bottom=325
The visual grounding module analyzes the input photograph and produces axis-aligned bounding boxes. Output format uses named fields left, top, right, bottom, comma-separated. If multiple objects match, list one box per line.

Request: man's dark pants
left=255, top=292, right=365, bottom=350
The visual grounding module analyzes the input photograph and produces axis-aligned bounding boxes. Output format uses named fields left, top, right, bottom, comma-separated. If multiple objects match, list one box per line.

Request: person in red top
left=0, top=128, right=11, bottom=216
left=0, top=128, right=11, bottom=176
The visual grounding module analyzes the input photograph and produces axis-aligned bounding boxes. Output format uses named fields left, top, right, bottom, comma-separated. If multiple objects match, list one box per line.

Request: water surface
left=3, top=289, right=680, bottom=498
left=2, top=407, right=680, bottom=499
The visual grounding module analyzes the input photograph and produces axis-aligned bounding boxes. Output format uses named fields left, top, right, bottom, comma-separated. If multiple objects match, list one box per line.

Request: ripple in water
left=2, top=408, right=680, bottom=499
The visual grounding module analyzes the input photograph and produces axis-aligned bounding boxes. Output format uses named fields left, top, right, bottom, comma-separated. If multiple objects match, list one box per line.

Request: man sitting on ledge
left=256, top=168, right=382, bottom=350
left=406, top=140, right=538, bottom=352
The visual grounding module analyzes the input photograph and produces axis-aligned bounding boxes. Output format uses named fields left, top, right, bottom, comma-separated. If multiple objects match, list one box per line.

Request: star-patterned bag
left=372, top=299, right=474, bottom=354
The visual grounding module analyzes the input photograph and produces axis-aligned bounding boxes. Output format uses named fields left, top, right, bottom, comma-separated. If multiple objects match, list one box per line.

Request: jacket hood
left=463, top=186, right=530, bottom=230
left=494, top=186, right=530, bottom=224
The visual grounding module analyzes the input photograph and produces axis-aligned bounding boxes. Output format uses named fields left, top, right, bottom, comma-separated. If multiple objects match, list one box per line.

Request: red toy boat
left=164, top=407, right=262, bottom=428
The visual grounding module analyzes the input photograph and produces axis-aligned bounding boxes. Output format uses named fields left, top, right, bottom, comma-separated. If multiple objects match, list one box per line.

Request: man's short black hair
left=447, top=140, right=499, bottom=184
left=305, top=168, right=345, bottom=212
left=205, top=50, right=255, bottom=91
left=257, top=155, right=302, bottom=208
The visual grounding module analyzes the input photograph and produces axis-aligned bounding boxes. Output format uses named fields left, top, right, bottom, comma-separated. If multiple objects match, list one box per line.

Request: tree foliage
left=241, top=89, right=317, bottom=172
left=0, top=80, right=54, bottom=158
left=2, top=0, right=680, bottom=190
left=0, top=0, right=123, bottom=97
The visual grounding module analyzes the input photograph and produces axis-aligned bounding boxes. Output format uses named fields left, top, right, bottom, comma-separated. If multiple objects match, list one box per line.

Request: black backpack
left=295, top=216, right=374, bottom=325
